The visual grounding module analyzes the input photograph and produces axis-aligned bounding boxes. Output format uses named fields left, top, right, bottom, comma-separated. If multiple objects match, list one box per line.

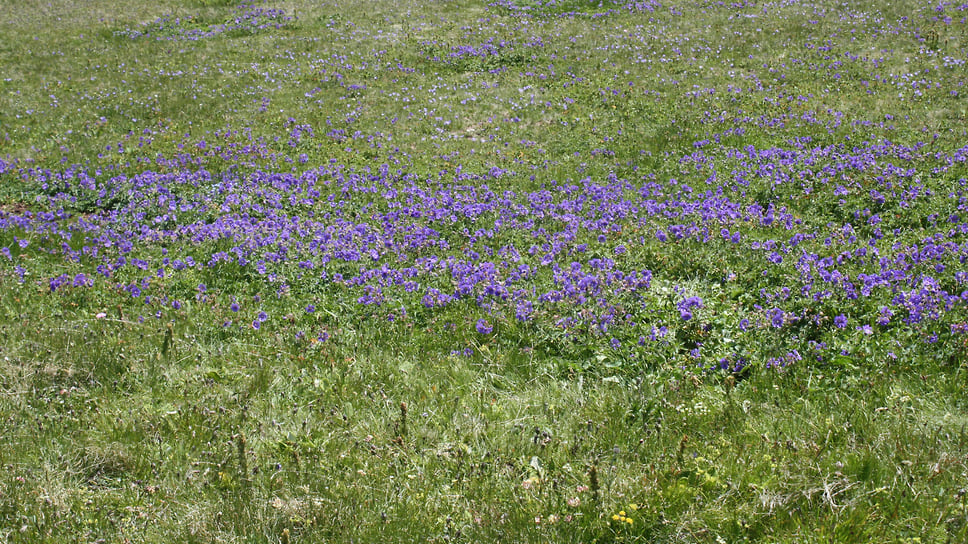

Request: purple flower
left=49, top=274, right=69, bottom=292
left=834, top=314, right=848, bottom=328
left=769, top=308, right=785, bottom=328
left=877, top=307, right=893, bottom=325
left=230, top=302, right=240, bottom=312
left=677, top=296, right=703, bottom=320
left=73, top=273, right=90, bottom=287
left=257, top=311, right=268, bottom=322
left=475, top=319, right=493, bottom=334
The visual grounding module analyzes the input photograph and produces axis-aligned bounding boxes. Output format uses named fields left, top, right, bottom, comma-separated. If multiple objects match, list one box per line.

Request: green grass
left=4, top=300, right=966, bottom=542
left=2, top=0, right=968, bottom=542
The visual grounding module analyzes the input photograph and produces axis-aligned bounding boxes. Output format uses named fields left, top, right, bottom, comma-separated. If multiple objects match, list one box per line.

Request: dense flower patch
left=3, top=129, right=967, bottom=371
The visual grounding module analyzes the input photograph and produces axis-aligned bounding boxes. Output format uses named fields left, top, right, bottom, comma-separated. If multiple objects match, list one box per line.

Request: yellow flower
left=612, top=514, right=621, bottom=521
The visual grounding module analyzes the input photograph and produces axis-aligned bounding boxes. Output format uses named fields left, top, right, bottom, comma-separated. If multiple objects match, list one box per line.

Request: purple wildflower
left=476, top=319, right=493, bottom=334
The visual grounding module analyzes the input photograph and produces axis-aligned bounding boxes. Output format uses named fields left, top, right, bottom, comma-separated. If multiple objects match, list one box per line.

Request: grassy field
left=2, top=0, right=968, bottom=541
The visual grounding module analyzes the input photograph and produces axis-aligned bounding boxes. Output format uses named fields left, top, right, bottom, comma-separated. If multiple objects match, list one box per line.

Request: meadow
left=1, top=0, right=968, bottom=541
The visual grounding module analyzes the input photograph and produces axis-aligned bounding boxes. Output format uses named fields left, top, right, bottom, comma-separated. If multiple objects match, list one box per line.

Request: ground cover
left=2, top=0, right=968, bottom=541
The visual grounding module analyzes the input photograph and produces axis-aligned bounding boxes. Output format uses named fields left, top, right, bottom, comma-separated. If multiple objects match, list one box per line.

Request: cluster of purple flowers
left=116, top=2, right=292, bottom=41
left=3, top=132, right=965, bottom=369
